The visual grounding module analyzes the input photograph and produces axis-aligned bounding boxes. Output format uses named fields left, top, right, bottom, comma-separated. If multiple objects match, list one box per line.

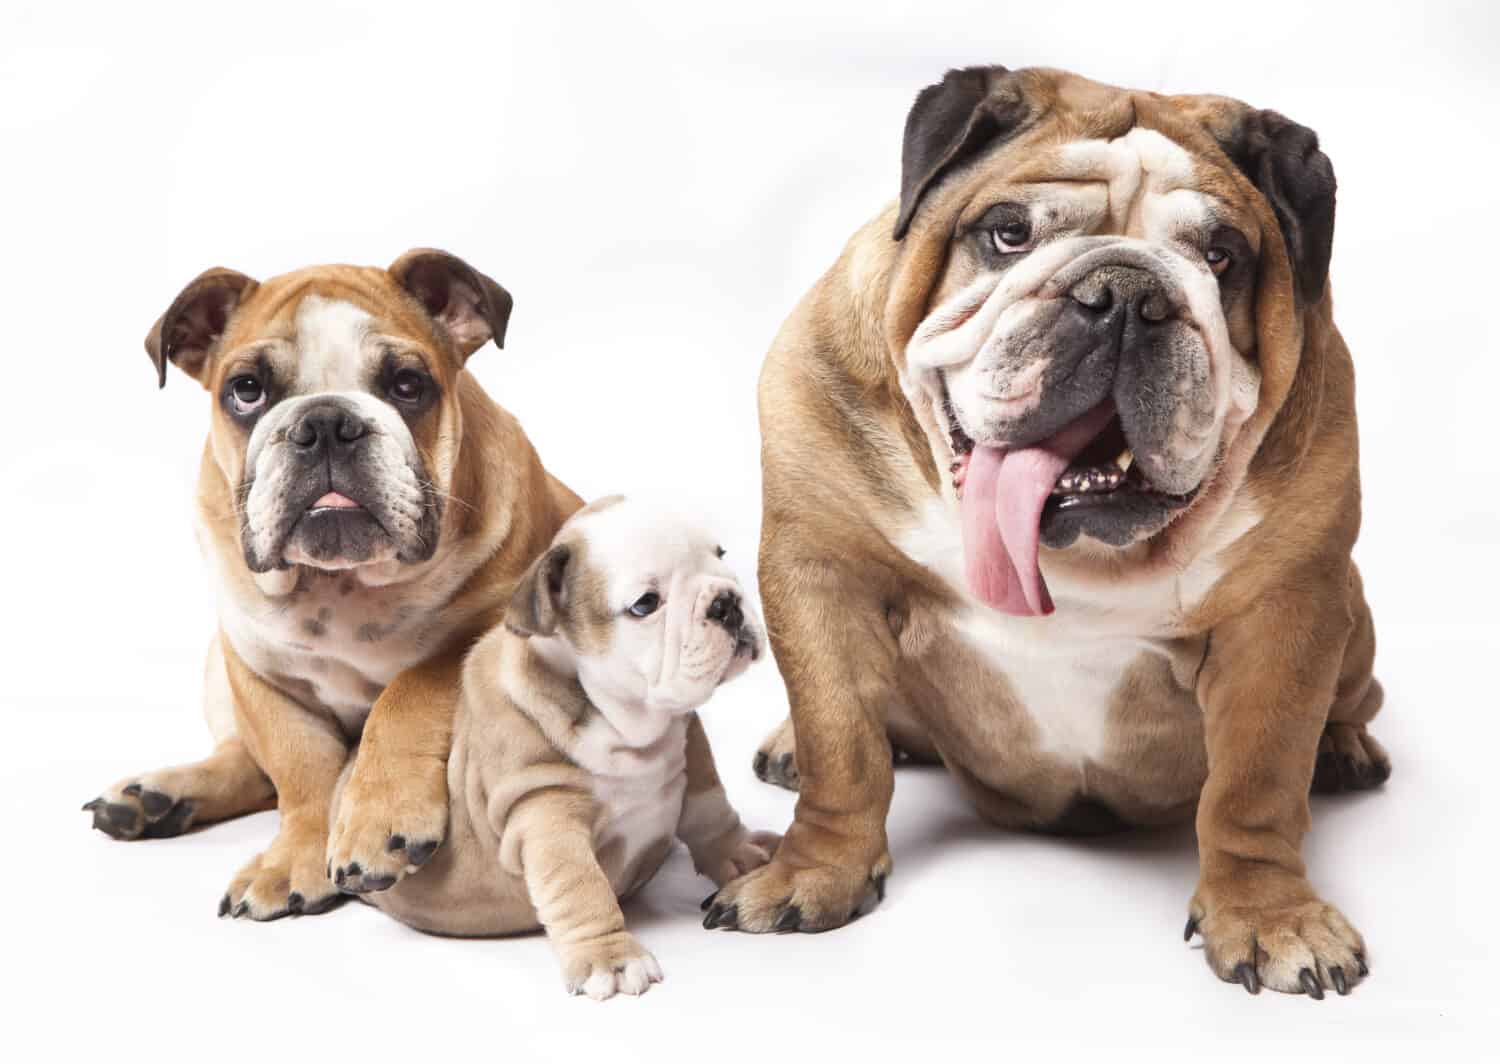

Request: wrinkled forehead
left=962, top=124, right=1261, bottom=247
left=570, top=501, right=725, bottom=600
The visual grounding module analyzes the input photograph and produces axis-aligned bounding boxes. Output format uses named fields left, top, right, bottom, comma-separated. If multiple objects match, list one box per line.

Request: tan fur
left=717, top=70, right=1385, bottom=995
left=87, top=253, right=581, bottom=920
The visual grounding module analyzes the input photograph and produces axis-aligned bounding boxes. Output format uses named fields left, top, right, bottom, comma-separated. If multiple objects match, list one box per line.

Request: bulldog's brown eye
left=390, top=369, right=426, bottom=404
left=628, top=592, right=661, bottom=618
left=229, top=375, right=266, bottom=415
left=992, top=219, right=1031, bottom=251
left=1206, top=246, right=1232, bottom=273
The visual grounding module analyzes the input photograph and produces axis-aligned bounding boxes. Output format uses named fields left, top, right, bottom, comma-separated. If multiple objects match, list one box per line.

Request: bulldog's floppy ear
left=389, top=248, right=514, bottom=360
left=506, top=544, right=572, bottom=638
left=894, top=65, right=1031, bottom=240
left=1187, top=100, right=1337, bottom=304
left=145, top=268, right=258, bottom=389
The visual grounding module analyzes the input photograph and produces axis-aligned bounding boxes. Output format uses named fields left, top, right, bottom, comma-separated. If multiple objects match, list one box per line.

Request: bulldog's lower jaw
left=702, top=849, right=891, bottom=934
left=1186, top=873, right=1367, bottom=998
left=221, top=825, right=343, bottom=921
left=326, top=755, right=447, bottom=894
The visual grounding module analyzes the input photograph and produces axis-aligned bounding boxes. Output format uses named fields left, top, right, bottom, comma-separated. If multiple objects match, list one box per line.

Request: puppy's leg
left=85, top=636, right=275, bottom=840
left=509, top=796, right=662, bottom=1001
left=707, top=561, right=895, bottom=934
left=678, top=714, right=780, bottom=887
left=326, top=645, right=463, bottom=892
left=1312, top=563, right=1390, bottom=794
left=219, top=636, right=348, bottom=920
left=1188, top=571, right=1368, bottom=997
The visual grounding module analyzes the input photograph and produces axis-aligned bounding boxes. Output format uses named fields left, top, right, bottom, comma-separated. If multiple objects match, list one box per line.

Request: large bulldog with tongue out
left=705, top=67, right=1389, bottom=998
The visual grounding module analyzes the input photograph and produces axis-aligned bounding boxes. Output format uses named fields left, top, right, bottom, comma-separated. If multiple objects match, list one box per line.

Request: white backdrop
left=3, top=0, right=1495, bottom=1059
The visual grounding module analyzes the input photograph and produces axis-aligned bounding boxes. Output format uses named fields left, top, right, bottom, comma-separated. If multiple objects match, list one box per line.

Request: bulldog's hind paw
left=1311, top=723, right=1391, bottom=794
left=327, top=756, right=447, bottom=894
left=752, top=718, right=799, bottom=791
left=1187, top=886, right=1367, bottom=997
left=701, top=850, right=891, bottom=934
left=83, top=779, right=197, bottom=841
left=560, top=933, right=664, bottom=1001
left=222, top=827, right=343, bottom=921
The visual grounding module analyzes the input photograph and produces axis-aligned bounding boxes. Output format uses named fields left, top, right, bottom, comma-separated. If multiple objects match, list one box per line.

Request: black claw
left=218, top=894, right=231, bottom=917
left=1355, top=952, right=1369, bottom=977
left=700, top=892, right=717, bottom=912
left=326, top=861, right=332, bottom=880
left=232, top=901, right=249, bottom=918
left=1234, top=962, right=1260, bottom=995
left=1299, top=968, right=1324, bottom=999
left=345, top=862, right=362, bottom=877
left=139, top=789, right=174, bottom=818
left=703, top=902, right=739, bottom=930
left=772, top=906, right=802, bottom=933
left=406, top=840, right=438, bottom=867
left=873, top=874, right=887, bottom=903
left=387, top=834, right=407, bottom=852
left=81, top=798, right=103, bottom=812
left=286, top=892, right=305, bottom=915
left=753, top=751, right=769, bottom=779
left=333, top=867, right=346, bottom=885
left=1184, top=915, right=1199, bottom=942
left=1330, top=966, right=1348, bottom=995
left=122, top=783, right=143, bottom=797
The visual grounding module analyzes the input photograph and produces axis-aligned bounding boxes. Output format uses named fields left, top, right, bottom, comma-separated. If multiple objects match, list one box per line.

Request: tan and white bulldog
left=84, top=250, right=581, bottom=919
left=363, top=497, right=776, bottom=999
left=705, top=67, right=1388, bottom=998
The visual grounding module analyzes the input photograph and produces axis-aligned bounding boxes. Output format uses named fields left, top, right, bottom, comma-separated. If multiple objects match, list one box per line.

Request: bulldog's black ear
left=506, top=544, right=572, bottom=638
left=895, top=66, right=1031, bottom=240
left=145, top=268, right=258, bottom=389
left=389, top=248, right=513, bottom=360
left=1207, top=108, right=1336, bottom=304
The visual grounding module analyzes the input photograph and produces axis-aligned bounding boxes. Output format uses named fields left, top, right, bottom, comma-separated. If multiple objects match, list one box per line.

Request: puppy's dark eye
left=627, top=592, right=661, bottom=618
left=992, top=219, right=1031, bottom=251
left=1205, top=246, right=1232, bottom=274
left=229, top=375, right=266, bottom=415
left=390, top=369, right=427, bottom=404
left=715, top=546, right=726, bottom=559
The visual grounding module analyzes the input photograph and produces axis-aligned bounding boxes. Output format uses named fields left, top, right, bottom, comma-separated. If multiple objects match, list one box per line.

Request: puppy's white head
left=507, top=497, right=763, bottom=725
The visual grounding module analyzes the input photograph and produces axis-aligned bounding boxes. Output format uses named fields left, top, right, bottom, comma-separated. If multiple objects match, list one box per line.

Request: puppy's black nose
left=288, top=403, right=368, bottom=451
left=707, top=591, right=743, bottom=634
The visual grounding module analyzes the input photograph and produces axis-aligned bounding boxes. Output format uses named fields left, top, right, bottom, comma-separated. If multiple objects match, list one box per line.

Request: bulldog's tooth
left=1116, top=449, right=1134, bottom=472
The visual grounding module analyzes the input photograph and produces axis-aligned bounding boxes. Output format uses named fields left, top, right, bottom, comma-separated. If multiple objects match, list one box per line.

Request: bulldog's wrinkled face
left=890, top=69, right=1334, bottom=616
left=509, top=497, right=763, bottom=721
left=146, top=251, right=512, bottom=579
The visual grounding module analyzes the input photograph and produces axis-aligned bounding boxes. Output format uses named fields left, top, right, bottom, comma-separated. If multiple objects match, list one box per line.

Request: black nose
left=1067, top=266, right=1174, bottom=327
left=706, top=591, right=743, bottom=634
left=287, top=403, right=368, bottom=451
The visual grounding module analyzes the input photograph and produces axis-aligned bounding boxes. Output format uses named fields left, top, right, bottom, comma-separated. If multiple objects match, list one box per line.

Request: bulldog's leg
left=220, top=637, right=348, bottom=920
left=1187, top=575, right=1368, bottom=997
left=509, top=795, right=663, bottom=1000
left=678, top=714, right=780, bottom=887
left=705, top=566, right=895, bottom=934
left=1312, top=564, right=1390, bottom=794
left=85, top=637, right=276, bottom=840
left=326, top=645, right=463, bottom=893
left=754, top=701, right=938, bottom=791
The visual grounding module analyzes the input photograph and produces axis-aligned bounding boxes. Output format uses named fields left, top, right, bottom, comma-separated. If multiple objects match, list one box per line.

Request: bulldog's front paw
left=559, top=933, right=664, bottom=1001
left=690, top=826, right=782, bottom=888
left=327, top=756, right=447, bottom=894
left=222, top=826, right=342, bottom=921
left=83, top=776, right=197, bottom=841
left=1187, top=878, right=1368, bottom=997
left=752, top=718, right=800, bottom=791
left=1311, top=723, right=1391, bottom=794
left=702, top=850, right=890, bottom=934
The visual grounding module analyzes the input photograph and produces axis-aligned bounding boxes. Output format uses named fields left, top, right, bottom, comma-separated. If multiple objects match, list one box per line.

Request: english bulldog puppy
left=362, top=497, right=776, bottom=999
left=705, top=67, right=1388, bottom=997
left=84, top=250, right=581, bottom=919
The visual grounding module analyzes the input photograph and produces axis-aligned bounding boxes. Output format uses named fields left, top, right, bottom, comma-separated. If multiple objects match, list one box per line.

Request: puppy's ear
left=894, top=65, right=1032, bottom=240
left=389, top=248, right=514, bottom=361
left=145, top=268, right=258, bottom=389
left=506, top=544, right=572, bottom=638
left=1178, top=97, right=1336, bottom=304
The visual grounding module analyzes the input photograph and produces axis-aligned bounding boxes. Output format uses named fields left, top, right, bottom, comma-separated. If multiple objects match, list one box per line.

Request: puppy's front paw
left=691, top=826, right=781, bottom=888
left=560, top=933, right=664, bottom=1001
left=327, top=755, right=447, bottom=894
left=222, top=826, right=342, bottom=921
left=1187, top=877, right=1367, bottom=997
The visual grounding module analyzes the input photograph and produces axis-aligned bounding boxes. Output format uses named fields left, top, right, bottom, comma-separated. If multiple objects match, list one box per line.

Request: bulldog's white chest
left=570, top=716, right=688, bottom=883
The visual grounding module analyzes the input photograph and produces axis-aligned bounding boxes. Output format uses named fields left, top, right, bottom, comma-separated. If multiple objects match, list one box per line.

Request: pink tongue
left=313, top=492, right=361, bottom=510
left=960, top=403, right=1116, bottom=616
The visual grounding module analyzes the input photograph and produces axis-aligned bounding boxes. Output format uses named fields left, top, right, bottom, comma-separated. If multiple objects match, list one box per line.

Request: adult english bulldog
left=83, top=250, right=581, bottom=919
left=704, top=67, right=1388, bottom=997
